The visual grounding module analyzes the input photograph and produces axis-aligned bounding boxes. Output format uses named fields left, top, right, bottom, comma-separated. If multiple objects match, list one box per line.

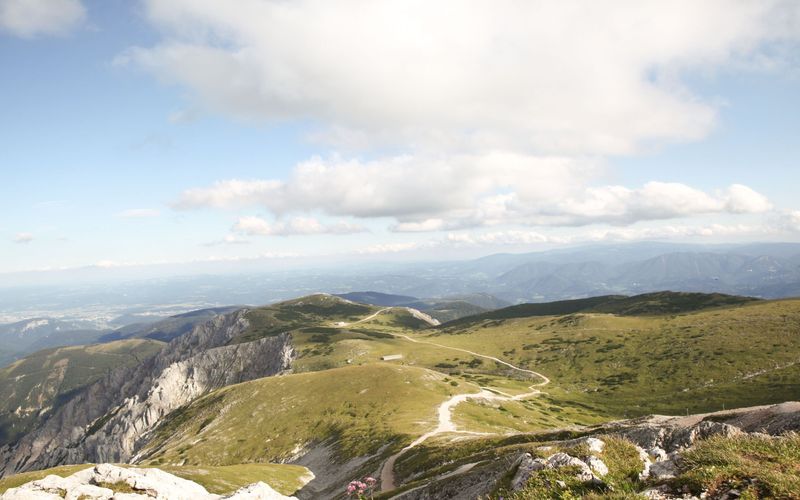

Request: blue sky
left=2, top=0, right=800, bottom=277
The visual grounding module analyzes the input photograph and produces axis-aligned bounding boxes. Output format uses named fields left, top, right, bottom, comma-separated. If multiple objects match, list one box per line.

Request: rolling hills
left=1, top=291, right=800, bottom=498
left=335, top=291, right=494, bottom=322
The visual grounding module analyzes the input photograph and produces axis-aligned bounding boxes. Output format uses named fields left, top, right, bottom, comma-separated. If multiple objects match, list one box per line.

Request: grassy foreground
left=0, top=463, right=312, bottom=496
left=676, top=433, right=800, bottom=498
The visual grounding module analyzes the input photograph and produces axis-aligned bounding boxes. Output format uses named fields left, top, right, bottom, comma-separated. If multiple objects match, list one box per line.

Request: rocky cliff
left=0, top=310, right=294, bottom=477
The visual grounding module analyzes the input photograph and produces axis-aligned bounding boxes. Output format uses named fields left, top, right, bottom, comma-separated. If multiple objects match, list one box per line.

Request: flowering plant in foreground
left=346, top=476, right=377, bottom=499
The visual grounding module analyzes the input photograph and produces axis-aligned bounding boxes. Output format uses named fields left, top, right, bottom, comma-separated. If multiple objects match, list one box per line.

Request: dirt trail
left=335, top=308, right=392, bottom=327
left=338, top=307, right=551, bottom=492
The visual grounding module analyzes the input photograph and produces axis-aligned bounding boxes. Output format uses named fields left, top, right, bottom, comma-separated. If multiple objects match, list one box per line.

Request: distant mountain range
left=405, top=242, right=800, bottom=302
left=2, top=242, right=800, bottom=366
left=0, top=307, right=241, bottom=368
left=0, top=319, right=112, bottom=368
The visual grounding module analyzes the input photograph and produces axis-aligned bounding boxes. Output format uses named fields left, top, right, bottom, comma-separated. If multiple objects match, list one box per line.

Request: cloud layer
left=129, top=0, right=799, bottom=155
left=131, top=1, right=796, bottom=240
left=0, top=0, right=85, bottom=37
left=174, top=154, right=773, bottom=230
left=233, top=216, right=366, bottom=236
left=13, top=233, right=33, bottom=244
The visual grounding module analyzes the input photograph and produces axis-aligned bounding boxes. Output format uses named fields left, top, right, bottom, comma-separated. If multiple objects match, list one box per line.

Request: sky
left=2, top=0, right=800, bottom=279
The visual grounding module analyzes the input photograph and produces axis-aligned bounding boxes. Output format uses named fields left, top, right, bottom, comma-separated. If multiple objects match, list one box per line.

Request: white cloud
left=232, top=215, right=366, bottom=236
left=580, top=223, right=770, bottom=242
left=204, top=234, right=251, bottom=247
left=355, top=221, right=775, bottom=255
left=445, top=230, right=568, bottom=247
left=723, top=184, right=774, bottom=213
left=125, top=0, right=800, bottom=155
left=176, top=180, right=282, bottom=210
left=150, top=1, right=793, bottom=240
left=175, top=154, right=773, bottom=229
left=355, top=242, right=425, bottom=255
left=445, top=223, right=768, bottom=248
left=13, top=232, right=33, bottom=244
left=168, top=108, right=202, bottom=124
left=116, top=208, right=161, bottom=218
left=520, top=182, right=774, bottom=226
left=174, top=153, right=598, bottom=220
left=0, top=0, right=85, bottom=38
left=779, top=210, right=800, bottom=232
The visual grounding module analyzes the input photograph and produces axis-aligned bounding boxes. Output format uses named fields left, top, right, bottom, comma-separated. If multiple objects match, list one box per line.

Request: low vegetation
left=139, top=363, right=467, bottom=465
left=235, top=294, right=376, bottom=343
left=424, top=298, right=800, bottom=417
left=159, top=463, right=312, bottom=495
left=674, top=432, right=800, bottom=498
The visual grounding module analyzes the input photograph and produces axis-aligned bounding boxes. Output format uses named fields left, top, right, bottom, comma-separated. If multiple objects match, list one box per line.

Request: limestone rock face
left=648, top=453, right=681, bottom=481
left=615, top=419, right=744, bottom=453
left=0, top=464, right=296, bottom=500
left=509, top=453, right=546, bottom=491
left=545, top=453, right=595, bottom=482
left=0, top=311, right=294, bottom=477
left=584, top=455, right=608, bottom=477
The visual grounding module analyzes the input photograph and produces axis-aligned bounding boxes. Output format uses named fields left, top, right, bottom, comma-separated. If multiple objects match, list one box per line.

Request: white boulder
left=223, top=482, right=296, bottom=499
left=0, top=464, right=297, bottom=500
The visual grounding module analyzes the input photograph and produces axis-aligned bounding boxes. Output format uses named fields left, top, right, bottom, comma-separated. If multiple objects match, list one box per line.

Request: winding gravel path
left=337, top=307, right=550, bottom=492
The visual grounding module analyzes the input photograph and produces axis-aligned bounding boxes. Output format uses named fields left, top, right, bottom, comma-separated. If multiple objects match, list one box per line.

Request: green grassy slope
left=234, top=294, right=379, bottom=343
left=138, top=364, right=465, bottom=466
left=441, top=291, right=758, bottom=327
left=424, top=298, right=800, bottom=417
left=0, top=339, right=164, bottom=445
left=406, top=300, right=489, bottom=322
left=243, top=294, right=800, bottom=438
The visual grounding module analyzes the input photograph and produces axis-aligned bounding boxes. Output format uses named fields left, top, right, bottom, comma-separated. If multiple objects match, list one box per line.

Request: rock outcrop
left=615, top=419, right=743, bottom=453
left=509, top=438, right=609, bottom=493
left=391, top=402, right=800, bottom=499
left=0, top=463, right=295, bottom=499
left=0, top=311, right=294, bottom=477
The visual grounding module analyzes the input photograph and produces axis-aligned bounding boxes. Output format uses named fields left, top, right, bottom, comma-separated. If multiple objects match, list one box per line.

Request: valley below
left=1, top=291, right=800, bottom=499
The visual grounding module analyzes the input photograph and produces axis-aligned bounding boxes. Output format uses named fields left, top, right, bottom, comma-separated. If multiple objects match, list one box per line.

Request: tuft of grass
left=95, top=481, right=137, bottom=493
left=158, top=463, right=312, bottom=495
left=674, top=432, right=800, bottom=499
left=597, top=436, right=644, bottom=493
